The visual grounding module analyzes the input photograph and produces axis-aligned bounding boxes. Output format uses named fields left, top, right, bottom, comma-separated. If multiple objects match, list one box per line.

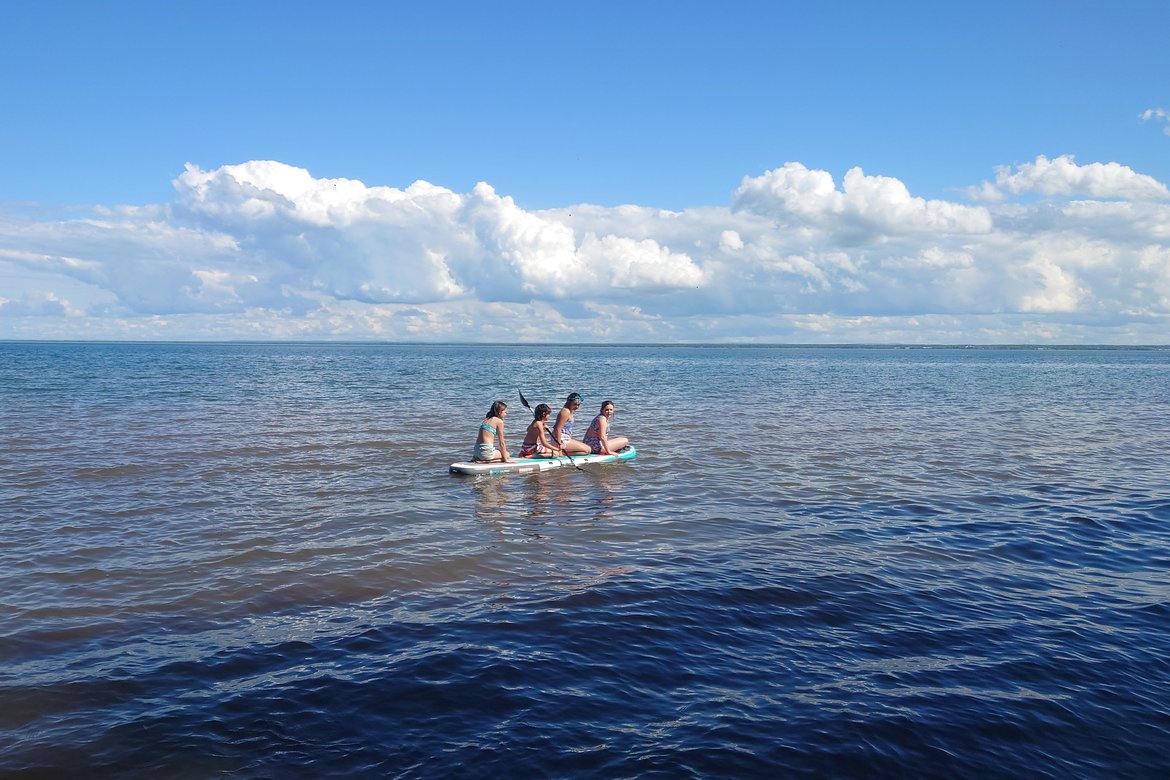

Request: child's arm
left=538, top=421, right=560, bottom=453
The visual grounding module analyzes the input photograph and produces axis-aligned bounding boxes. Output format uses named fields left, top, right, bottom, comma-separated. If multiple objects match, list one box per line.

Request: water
left=2, top=342, right=1169, bottom=777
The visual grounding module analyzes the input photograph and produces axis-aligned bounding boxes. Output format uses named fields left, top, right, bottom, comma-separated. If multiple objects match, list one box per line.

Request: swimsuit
left=555, top=414, right=573, bottom=444
left=519, top=421, right=557, bottom=458
left=582, top=415, right=605, bottom=454
left=518, top=441, right=554, bottom=458
left=472, top=442, right=499, bottom=461
left=473, top=421, right=499, bottom=461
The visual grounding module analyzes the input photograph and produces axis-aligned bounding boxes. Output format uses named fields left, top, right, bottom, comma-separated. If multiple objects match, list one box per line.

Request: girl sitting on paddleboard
left=517, top=404, right=562, bottom=458
left=472, top=401, right=510, bottom=462
left=581, top=400, right=629, bottom=455
left=552, top=392, right=593, bottom=456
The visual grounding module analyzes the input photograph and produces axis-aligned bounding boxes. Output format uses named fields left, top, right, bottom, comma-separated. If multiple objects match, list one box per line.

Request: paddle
left=519, top=390, right=583, bottom=470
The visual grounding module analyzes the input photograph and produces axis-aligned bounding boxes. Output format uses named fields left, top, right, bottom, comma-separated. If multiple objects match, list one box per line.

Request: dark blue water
left=2, top=343, right=1169, bottom=777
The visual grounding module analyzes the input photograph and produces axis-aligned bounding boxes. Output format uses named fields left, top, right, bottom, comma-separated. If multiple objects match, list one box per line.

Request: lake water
left=2, top=342, right=1169, bottom=777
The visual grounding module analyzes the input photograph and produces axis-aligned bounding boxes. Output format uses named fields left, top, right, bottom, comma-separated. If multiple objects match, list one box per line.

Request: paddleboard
left=449, top=445, right=637, bottom=476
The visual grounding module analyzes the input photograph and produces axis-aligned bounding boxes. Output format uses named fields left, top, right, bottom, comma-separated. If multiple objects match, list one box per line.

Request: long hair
left=486, top=400, right=507, bottom=419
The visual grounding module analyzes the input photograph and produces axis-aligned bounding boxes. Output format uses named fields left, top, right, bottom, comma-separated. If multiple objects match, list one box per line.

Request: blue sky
left=2, top=1, right=1170, bottom=342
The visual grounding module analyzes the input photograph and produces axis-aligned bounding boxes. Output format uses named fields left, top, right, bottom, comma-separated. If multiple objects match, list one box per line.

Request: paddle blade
left=518, top=390, right=532, bottom=409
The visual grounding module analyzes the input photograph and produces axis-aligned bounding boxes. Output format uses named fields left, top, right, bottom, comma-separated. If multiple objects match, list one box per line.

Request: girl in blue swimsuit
left=472, top=400, right=509, bottom=462
left=552, top=392, right=592, bottom=456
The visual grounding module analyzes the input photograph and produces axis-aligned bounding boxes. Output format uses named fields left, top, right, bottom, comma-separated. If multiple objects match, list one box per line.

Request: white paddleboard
left=449, top=445, right=637, bottom=476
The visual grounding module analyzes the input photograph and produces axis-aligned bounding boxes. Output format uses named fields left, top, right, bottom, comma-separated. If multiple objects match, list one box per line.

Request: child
left=472, top=400, right=509, bottom=462
left=518, top=404, right=562, bottom=458
left=552, top=392, right=592, bottom=455
left=581, top=400, right=630, bottom=455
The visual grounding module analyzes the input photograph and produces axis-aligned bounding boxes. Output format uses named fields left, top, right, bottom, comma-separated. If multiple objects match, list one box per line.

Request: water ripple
left=2, top=344, right=1170, bottom=776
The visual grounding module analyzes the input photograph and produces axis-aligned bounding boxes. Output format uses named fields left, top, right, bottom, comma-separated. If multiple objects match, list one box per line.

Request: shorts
left=472, top=442, right=499, bottom=461
left=519, top=441, right=554, bottom=458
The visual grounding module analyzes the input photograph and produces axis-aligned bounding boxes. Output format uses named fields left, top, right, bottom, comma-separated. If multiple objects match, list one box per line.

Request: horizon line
left=2, top=339, right=1168, bottom=350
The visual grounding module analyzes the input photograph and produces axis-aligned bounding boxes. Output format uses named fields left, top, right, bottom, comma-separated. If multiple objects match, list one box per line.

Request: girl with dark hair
left=472, top=401, right=510, bottom=462
left=552, top=392, right=592, bottom=456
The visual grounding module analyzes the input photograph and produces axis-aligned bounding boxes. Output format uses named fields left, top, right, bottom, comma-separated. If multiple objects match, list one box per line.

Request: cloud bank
left=2, top=155, right=1169, bottom=343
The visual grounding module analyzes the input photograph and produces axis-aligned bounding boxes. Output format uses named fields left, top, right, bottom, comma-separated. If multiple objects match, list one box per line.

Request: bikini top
left=479, top=422, right=497, bottom=435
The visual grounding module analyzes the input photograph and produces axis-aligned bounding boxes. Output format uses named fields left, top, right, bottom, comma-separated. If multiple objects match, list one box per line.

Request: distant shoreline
left=2, top=339, right=1167, bottom=350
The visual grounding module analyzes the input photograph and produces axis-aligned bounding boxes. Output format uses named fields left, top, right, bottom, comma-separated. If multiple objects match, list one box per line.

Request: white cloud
left=3, top=157, right=1170, bottom=343
left=577, top=234, right=704, bottom=291
left=719, top=230, right=744, bottom=251
left=732, top=163, right=993, bottom=237
left=167, top=162, right=703, bottom=307
left=1018, top=255, right=1086, bottom=313
left=988, top=154, right=1170, bottom=201
left=1142, top=108, right=1170, bottom=136
left=965, top=180, right=1006, bottom=203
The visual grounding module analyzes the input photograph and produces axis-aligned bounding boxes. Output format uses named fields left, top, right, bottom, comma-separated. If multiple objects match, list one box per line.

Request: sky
left=2, top=0, right=1169, bottom=344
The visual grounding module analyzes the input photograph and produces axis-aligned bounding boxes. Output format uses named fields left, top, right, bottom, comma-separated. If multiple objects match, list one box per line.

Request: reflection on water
left=471, top=475, right=511, bottom=518
left=470, top=461, right=631, bottom=528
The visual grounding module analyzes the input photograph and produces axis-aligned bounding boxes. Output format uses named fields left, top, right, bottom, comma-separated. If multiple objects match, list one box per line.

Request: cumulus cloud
left=167, top=161, right=704, bottom=307
left=733, top=163, right=993, bottom=243
left=2, top=156, right=1170, bottom=343
left=984, top=154, right=1170, bottom=201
